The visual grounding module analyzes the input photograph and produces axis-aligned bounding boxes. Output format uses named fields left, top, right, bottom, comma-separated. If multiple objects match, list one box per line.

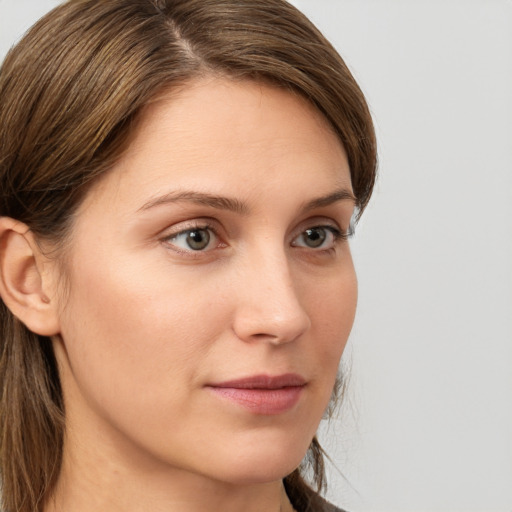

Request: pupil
left=305, top=228, right=326, bottom=248
left=187, top=229, right=210, bottom=250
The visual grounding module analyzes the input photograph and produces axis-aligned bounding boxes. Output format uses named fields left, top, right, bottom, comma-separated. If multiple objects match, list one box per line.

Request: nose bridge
left=232, top=242, right=311, bottom=344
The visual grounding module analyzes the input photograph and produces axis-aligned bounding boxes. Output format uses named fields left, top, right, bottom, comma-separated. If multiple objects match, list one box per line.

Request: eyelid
left=158, top=215, right=354, bottom=256
left=160, top=216, right=222, bottom=237
left=291, top=225, right=343, bottom=249
left=160, top=220, right=226, bottom=255
left=296, top=215, right=353, bottom=237
left=289, top=213, right=355, bottom=254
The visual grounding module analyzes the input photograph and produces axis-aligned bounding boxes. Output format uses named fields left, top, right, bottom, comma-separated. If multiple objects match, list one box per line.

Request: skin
left=43, top=78, right=358, bottom=512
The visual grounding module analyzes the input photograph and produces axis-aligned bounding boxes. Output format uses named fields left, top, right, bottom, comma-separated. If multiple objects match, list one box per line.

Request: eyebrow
left=138, top=190, right=249, bottom=215
left=302, top=189, right=356, bottom=211
left=138, top=188, right=356, bottom=214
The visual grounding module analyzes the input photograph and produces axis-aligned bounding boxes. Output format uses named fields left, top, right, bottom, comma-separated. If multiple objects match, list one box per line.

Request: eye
left=292, top=226, right=343, bottom=250
left=165, top=226, right=217, bottom=252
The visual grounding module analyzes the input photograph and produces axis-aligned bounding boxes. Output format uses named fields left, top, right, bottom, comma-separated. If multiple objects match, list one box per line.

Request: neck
left=45, top=432, right=295, bottom=512
left=46, top=466, right=292, bottom=512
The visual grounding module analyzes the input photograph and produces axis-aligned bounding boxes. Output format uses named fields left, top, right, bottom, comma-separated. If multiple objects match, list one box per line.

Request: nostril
left=250, top=332, right=280, bottom=343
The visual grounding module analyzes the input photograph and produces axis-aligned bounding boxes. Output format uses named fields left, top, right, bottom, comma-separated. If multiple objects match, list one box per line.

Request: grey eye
left=291, top=225, right=344, bottom=250
left=185, top=229, right=211, bottom=250
left=168, top=227, right=214, bottom=251
left=301, top=227, right=327, bottom=248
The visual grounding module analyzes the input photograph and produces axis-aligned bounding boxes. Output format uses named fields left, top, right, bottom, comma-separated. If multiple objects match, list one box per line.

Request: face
left=51, top=78, right=357, bottom=485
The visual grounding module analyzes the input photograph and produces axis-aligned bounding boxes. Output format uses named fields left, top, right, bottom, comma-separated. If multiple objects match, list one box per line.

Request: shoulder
left=311, top=494, right=347, bottom=512
left=291, top=490, right=347, bottom=512
left=284, top=477, right=347, bottom=512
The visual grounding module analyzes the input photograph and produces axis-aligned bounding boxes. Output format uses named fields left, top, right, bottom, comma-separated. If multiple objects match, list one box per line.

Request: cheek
left=304, top=266, right=357, bottom=398
left=308, top=266, right=357, bottom=350
left=56, top=251, right=225, bottom=415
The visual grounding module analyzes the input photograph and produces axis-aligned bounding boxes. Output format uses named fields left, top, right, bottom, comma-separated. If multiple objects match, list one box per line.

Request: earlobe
left=0, top=217, right=60, bottom=336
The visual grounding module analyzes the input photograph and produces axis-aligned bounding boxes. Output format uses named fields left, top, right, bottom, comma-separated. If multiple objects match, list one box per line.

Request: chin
left=205, top=438, right=310, bottom=486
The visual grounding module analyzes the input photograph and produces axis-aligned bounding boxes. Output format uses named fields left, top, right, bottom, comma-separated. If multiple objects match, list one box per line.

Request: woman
left=0, top=1, right=377, bottom=511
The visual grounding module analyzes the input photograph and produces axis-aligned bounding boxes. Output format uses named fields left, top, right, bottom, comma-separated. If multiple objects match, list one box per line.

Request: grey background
left=1, top=1, right=511, bottom=511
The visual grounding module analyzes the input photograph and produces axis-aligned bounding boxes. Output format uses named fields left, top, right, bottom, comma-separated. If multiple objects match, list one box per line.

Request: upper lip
left=207, top=373, right=306, bottom=390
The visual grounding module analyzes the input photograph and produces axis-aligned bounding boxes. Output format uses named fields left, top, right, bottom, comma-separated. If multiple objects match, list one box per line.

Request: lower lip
left=207, top=386, right=304, bottom=415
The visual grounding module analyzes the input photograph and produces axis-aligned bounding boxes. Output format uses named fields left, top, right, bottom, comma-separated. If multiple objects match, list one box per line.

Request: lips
left=206, top=374, right=306, bottom=415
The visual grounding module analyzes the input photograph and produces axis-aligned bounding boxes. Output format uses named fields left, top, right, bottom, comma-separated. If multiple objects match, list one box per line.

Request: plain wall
left=1, top=1, right=511, bottom=511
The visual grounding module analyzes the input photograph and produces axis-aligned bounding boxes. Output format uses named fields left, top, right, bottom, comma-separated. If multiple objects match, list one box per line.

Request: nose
left=232, top=249, right=311, bottom=345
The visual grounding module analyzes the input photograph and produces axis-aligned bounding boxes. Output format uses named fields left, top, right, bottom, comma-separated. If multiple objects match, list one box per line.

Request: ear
left=0, top=217, right=60, bottom=336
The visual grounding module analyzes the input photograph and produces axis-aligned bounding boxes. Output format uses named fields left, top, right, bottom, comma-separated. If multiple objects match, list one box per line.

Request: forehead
left=80, top=77, right=351, bottom=213
left=133, top=78, right=343, bottom=156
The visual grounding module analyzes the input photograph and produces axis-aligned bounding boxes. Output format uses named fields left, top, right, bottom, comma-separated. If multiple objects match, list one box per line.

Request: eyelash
left=291, top=225, right=348, bottom=250
left=161, top=221, right=352, bottom=256
left=162, top=222, right=221, bottom=255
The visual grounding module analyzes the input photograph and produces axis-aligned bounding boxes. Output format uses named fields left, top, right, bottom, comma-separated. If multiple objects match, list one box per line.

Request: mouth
left=205, top=374, right=306, bottom=415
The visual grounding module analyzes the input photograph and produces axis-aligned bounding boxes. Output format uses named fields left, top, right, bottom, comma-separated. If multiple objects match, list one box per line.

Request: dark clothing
left=288, top=487, right=346, bottom=512
left=303, top=495, right=346, bottom=512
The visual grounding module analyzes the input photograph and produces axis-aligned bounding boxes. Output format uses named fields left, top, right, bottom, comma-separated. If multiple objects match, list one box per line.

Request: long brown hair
left=0, top=1, right=377, bottom=511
